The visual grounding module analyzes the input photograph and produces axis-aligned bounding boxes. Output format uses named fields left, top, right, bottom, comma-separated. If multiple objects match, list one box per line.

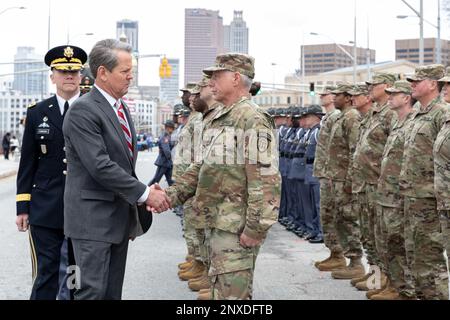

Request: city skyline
left=0, top=0, right=448, bottom=88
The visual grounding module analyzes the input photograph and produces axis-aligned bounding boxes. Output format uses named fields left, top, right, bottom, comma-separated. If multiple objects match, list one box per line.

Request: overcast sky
left=0, top=0, right=448, bottom=89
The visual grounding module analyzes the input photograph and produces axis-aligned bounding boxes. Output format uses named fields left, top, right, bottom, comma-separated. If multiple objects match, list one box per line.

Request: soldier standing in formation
left=399, top=65, right=449, bottom=300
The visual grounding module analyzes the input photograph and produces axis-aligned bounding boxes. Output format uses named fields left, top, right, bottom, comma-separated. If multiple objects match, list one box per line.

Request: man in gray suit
left=63, top=39, right=170, bottom=300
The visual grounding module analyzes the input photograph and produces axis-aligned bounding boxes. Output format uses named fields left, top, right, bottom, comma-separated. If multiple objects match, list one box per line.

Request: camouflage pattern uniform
left=399, top=65, right=449, bottom=300
left=435, top=69, right=450, bottom=272
left=313, top=87, right=342, bottom=253
left=327, top=84, right=363, bottom=259
left=353, top=74, right=398, bottom=272
left=173, top=109, right=203, bottom=261
left=377, top=81, right=415, bottom=296
left=166, top=54, right=281, bottom=300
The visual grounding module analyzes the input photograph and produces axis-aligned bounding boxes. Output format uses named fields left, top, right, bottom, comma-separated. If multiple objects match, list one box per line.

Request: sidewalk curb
left=0, top=170, right=17, bottom=180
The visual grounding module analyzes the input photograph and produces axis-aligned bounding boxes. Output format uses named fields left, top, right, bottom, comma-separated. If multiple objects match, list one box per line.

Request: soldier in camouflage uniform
left=174, top=88, right=206, bottom=284
left=399, top=65, right=449, bottom=300
left=434, top=69, right=450, bottom=287
left=368, top=81, right=416, bottom=300
left=349, top=75, right=398, bottom=295
left=165, top=53, right=281, bottom=300
left=323, top=84, right=364, bottom=278
left=314, top=86, right=344, bottom=268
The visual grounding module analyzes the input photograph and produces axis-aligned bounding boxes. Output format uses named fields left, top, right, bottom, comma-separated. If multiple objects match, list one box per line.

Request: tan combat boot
left=366, top=276, right=389, bottom=299
left=314, top=251, right=339, bottom=269
left=331, top=257, right=365, bottom=280
left=370, top=284, right=400, bottom=300
left=356, top=269, right=387, bottom=291
left=178, top=255, right=194, bottom=269
left=179, top=260, right=206, bottom=281
left=197, top=289, right=212, bottom=300
left=188, top=272, right=210, bottom=291
left=316, top=252, right=347, bottom=272
left=351, top=271, right=373, bottom=287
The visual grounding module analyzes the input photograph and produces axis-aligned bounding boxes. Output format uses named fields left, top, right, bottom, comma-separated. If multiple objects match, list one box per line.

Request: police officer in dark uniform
left=303, top=105, right=325, bottom=244
left=278, top=107, right=295, bottom=226
left=15, top=45, right=87, bottom=300
left=79, top=66, right=94, bottom=96
left=148, top=120, right=176, bottom=186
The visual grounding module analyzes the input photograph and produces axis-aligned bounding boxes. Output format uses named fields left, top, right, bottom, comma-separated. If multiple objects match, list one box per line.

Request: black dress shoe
left=309, top=235, right=324, bottom=244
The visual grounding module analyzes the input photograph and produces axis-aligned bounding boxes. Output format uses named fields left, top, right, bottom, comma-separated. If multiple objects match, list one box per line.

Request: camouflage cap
left=318, top=85, right=337, bottom=95
left=190, top=85, right=201, bottom=95
left=203, top=53, right=255, bottom=79
left=438, top=66, right=450, bottom=83
left=385, top=80, right=412, bottom=95
left=198, top=76, right=211, bottom=87
left=366, top=73, right=398, bottom=86
left=348, top=83, right=370, bottom=96
left=180, top=82, right=197, bottom=92
left=406, top=64, right=445, bottom=82
left=331, top=83, right=354, bottom=95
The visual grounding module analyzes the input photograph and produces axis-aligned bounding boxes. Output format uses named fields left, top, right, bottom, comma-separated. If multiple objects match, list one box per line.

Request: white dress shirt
left=56, top=93, right=80, bottom=116
left=94, top=85, right=149, bottom=204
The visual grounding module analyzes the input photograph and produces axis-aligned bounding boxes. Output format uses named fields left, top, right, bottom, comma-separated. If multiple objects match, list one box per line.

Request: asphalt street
left=0, top=151, right=367, bottom=300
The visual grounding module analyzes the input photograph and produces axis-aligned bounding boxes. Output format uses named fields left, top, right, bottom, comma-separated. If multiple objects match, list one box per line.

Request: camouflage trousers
left=404, top=197, right=449, bottom=300
left=439, top=210, right=450, bottom=272
left=197, top=228, right=210, bottom=268
left=209, top=229, right=260, bottom=300
left=331, top=181, right=363, bottom=259
left=377, top=204, right=415, bottom=296
left=319, top=179, right=343, bottom=254
left=183, top=199, right=202, bottom=261
left=356, top=186, right=381, bottom=267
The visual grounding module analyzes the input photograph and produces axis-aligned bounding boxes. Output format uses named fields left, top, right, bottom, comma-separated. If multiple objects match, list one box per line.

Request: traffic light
left=159, top=57, right=172, bottom=78
left=309, top=82, right=315, bottom=96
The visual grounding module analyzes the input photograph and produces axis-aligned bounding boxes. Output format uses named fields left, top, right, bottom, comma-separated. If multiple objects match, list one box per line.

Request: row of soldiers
left=166, top=55, right=277, bottom=300
left=272, top=65, right=450, bottom=300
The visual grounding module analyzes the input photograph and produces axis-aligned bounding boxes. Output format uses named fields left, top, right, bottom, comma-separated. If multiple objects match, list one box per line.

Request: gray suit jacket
left=63, top=87, right=148, bottom=244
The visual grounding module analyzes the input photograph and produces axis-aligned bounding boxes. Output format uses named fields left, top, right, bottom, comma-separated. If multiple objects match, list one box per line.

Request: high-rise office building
left=116, top=19, right=139, bottom=53
left=301, top=43, right=376, bottom=76
left=396, top=38, right=450, bottom=65
left=185, top=8, right=224, bottom=84
left=223, top=11, right=249, bottom=54
left=12, top=47, right=48, bottom=96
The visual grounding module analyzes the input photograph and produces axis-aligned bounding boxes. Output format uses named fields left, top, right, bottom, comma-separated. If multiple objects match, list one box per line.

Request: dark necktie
left=63, top=101, right=69, bottom=117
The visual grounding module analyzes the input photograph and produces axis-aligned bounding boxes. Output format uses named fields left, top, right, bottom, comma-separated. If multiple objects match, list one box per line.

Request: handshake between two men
left=145, top=183, right=172, bottom=213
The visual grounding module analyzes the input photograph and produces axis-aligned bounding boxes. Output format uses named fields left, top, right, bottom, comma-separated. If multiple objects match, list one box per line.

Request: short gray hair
left=89, top=39, right=132, bottom=79
left=240, top=74, right=253, bottom=90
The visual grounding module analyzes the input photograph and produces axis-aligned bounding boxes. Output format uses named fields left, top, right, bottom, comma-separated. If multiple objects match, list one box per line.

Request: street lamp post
left=0, top=6, right=26, bottom=16
left=398, top=0, right=441, bottom=64
left=401, top=0, right=424, bottom=65
left=67, top=32, right=94, bottom=45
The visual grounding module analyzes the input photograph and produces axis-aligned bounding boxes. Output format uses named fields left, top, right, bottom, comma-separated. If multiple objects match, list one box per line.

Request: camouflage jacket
left=326, top=106, right=361, bottom=187
left=377, top=114, right=413, bottom=208
left=434, top=111, right=450, bottom=210
left=172, top=111, right=203, bottom=182
left=352, top=102, right=397, bottom=192
left=166, top=97, right=281, bottom=240
left=399, top=97, right=450, bottom=198
left=313, top=109, right=341, bottom=179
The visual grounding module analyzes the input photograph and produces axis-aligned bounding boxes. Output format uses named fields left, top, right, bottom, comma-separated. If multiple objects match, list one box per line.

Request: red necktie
left=116, top=100, right=133, bottom=158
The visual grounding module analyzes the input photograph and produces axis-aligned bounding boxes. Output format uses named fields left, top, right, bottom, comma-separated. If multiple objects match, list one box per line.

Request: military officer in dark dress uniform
left=15, top=45, right=87, bottom=300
